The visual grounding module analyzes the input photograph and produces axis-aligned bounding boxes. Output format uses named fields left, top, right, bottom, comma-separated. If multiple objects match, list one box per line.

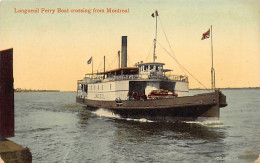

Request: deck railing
left=166, top=75, right=188, bottom=82
left=79, top=74, right=188, bottom=83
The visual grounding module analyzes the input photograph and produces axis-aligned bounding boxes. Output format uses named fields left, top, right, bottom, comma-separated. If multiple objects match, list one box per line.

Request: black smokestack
left=121, top=36, right=127, bottom=68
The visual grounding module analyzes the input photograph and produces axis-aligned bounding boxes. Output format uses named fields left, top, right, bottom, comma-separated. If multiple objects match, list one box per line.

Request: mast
left=92, top=56, right=93, bottom=78
left=211, top=25, right=215, bottom=91
left=153, top=10, right=158, bottom=62
left=118, top=51, right=120, bottom=68
left=103, top=56, right=105, bottom=79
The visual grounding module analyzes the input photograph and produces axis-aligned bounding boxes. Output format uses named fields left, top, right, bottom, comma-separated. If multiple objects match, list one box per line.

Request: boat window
left=84, top=85, right=88, bottom=93
left=110, top=84, right=111, bottom=90
left=159, top=66, right=162, bottom=71
left=98, top=85, right=99, bottom=90
left=150, top=65, right=154, bottom=70
left=156, top=66, right=159, bottom=71
left=81, top=84, right=83, bottom=90
left=144, top=65, right=148, bottom=71
left=102, top=85, right=103, bottom=90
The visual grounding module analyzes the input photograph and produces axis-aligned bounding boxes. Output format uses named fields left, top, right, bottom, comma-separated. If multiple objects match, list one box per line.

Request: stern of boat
left=200, top=90, right=227, bottom=118
left=219, top=90, right=228, bottom=107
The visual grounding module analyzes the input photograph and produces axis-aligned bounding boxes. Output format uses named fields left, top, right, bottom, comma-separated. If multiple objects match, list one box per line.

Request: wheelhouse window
left=159, top=66, right=162, bottom=71
left=144, top=65, right=148, bottom=71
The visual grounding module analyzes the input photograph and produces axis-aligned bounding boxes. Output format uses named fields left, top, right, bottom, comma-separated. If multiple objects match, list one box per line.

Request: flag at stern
left=201, top=28, right=210, bottom=40
left=87, top=57, right=92, bottom=64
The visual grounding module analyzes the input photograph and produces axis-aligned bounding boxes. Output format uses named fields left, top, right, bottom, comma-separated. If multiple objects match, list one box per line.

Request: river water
left=10, top=89, right=260, bottom=163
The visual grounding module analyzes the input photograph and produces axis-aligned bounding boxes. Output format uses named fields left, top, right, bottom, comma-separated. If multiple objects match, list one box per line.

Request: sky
left=0, top=0, right=259, bottom=91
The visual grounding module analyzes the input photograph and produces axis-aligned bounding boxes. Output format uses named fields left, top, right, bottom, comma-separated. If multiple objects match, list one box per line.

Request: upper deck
left=78, top=62, right=188, bottom=84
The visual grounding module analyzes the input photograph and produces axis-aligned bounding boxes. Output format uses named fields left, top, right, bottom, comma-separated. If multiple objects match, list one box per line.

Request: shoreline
left=14, top=87, right=260, bottom=93
left=190, top=87, right=260, bottom=90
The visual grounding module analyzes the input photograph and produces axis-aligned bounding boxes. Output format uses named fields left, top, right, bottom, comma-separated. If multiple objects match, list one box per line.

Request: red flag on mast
left=201, top=28, right=210, bottom=40
left=151, top=10, right=159, bottom=17
left=155, top=10, right=158, bottom=16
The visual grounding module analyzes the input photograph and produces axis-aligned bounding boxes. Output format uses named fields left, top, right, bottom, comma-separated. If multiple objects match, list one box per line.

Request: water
left=9, top=89, right=260, bottom=163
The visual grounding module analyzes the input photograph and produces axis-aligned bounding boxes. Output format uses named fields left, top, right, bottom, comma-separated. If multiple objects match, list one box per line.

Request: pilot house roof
left=138, top=62, right=165, bottom=66
left=85, top=67, right=138, bottom=76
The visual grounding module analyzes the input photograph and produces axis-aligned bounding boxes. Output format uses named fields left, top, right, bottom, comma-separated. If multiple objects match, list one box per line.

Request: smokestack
left=121, top=36, right=127, bottom=68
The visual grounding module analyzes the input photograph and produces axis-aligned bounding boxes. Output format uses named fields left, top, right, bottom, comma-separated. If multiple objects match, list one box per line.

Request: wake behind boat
left=76, top=10, right=227, bottom=121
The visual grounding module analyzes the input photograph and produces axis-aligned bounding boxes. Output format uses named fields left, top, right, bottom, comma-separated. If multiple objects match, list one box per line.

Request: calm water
left=10, top=89, right=260, bottom=163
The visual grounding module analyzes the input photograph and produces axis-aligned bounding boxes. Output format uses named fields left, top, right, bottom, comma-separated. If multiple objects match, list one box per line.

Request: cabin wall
left=175, top=81, right=189, bottom=97
left=83, top=80, right=129, bottom=101
left=87, top=82, right=113, bottom=100
left=77, top=79, right=189, bottom=101
left=114, top=80, right=129, bottom=100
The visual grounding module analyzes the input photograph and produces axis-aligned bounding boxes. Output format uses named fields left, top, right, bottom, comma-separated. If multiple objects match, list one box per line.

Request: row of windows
left=79, top=84, right=112, bottom=91
left=90, top=84, right=112, bottom=91
left=139, top=65, right=162, bottom=72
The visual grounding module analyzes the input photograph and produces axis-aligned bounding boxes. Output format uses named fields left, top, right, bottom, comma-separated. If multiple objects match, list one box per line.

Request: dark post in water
left=0, top=48, right=14, bottom=137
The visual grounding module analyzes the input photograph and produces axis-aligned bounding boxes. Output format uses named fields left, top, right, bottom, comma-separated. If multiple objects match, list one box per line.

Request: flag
left=155, top=10, right=158, bottom=16
left=151, top=10, right=158, bottom=18
left=201, top=28, right=210, bottom=40
left=87, top=57, right=92, bottom=64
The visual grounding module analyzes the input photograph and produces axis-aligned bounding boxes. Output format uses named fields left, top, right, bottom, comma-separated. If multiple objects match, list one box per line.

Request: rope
left=145, top=43, right=154, bottom=62
left=158, top=43, right=208, bottom=90
left=127, top=55, right=135, bottom=67
left=107, top=53, right=118, bottom=70
left=158, top=17, right=209, bottom=90
left=158, top=17, right=186, bottom=75
left=97, top=59, right=103, bottom=73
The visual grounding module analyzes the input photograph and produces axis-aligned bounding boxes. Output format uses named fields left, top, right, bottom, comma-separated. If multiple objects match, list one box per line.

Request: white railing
left=106, top=74, right=140, bottom=81
left=78, top=74, right=188, bottom=84
left=166, top=75, right=188, bottom=82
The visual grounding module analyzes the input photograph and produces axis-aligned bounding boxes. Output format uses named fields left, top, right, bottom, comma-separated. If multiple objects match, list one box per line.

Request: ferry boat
left=76, top=11, right=227, bottom=121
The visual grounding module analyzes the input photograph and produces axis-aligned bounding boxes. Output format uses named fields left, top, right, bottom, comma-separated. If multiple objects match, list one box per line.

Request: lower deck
left=77, top=79, right=189, bottom=101
left=76, top=90, right=227, bottom=119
